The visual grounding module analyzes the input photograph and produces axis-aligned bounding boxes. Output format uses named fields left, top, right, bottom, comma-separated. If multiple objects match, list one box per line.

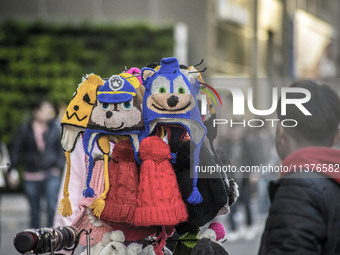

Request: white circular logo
left=109, top=75, right=124, bottom=91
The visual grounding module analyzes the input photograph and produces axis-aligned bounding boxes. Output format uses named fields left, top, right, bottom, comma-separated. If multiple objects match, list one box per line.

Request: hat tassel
left=58, top=151, right=73, bottom=217
left=187, top=146, right=203, bottom=205
left=187, top=186, right=203, bottom=205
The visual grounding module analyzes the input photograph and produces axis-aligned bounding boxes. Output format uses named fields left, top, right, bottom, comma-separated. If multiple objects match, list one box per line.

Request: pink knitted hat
left=72, top=160, right=112, bottom=246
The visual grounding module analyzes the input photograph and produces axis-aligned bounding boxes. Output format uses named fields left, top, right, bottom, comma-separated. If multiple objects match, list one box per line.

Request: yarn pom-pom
left=208, top=222, right=226, bottom=241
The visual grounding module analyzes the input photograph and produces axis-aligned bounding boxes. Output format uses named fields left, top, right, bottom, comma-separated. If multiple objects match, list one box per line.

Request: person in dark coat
left=9, top=99, right=65, bottom=228
left=258, top=80, right=340, bottom=255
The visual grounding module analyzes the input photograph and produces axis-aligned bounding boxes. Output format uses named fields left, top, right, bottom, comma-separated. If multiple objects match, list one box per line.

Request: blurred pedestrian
left=0, top=133, right=10, bottom=189
left=8, top=99, right=65, bottom=228
left=242, top=124, right=276, bottom=216
left=218, top=125, right=255, bottom=241
left=0, top=131, right=11, bottom=249
left=258, top=80, right=340, bottom=255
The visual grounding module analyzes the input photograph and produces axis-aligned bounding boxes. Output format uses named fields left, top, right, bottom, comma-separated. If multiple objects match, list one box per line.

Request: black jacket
left=258, top=171, right=340, bottom=255
left=10, top=119, right=65, bottom=173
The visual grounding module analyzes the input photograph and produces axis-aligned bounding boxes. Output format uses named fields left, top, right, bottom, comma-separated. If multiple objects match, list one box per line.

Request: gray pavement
left=0, top=193, right=264, bottom=255
left=1, top=193, right=30, bottom=255
left=222, top=221, right=263, bottom=255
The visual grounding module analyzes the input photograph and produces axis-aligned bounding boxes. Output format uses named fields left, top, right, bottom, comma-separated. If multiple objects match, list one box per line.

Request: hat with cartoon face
left=60, top=74, right=104, bottom=152
left=87, top=75, right=144, bottom=133
left=82, top=73, right=144, bottom=218
left=141, top=57, right=207, bottom=205
left=58, top=74, right=104, bottom=218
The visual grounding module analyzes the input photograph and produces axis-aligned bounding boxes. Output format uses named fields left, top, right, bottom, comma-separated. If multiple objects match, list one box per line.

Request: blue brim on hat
left=97, top=91, right=134, bottom=103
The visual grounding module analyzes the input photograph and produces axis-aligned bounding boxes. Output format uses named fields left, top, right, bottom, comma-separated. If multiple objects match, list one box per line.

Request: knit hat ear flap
left=187, top=143, right=203, bottom=205
left=82, top=129, right=101, bottom=198
left=186, top=67, right=220, bottom=204
left=188, top=66, right=221, bottom=168
left=90, top=135, right=111, bottom=218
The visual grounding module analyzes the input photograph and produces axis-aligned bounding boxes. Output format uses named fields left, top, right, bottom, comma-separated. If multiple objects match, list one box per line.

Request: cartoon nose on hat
left=167, top=95, right=179, bottom=107
left=106, top=111, right=113, bottom=119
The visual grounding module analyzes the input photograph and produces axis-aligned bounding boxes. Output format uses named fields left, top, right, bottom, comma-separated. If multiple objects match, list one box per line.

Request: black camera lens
left=14, top=229, right=39, bottom=253
left=14, top=226, right=79, bottom=254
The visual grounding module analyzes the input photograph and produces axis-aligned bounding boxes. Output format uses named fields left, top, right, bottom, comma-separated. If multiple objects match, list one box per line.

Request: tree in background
left=0, top=21, right=173, bottom=144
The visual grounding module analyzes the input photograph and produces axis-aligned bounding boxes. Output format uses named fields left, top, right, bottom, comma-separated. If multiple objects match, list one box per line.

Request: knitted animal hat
left=59, top=74, right=104, bottom=217
left=141, top=57, right=207, bottom=205
left=60, top=74, right=104, bottom=152
left=83, top=73, right=144, bottom=217
left=84, top=73, right=144, bottom=159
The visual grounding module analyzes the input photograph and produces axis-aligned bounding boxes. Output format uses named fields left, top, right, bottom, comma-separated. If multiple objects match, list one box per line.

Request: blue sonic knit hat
left=140, top=57, right=207, bottom=205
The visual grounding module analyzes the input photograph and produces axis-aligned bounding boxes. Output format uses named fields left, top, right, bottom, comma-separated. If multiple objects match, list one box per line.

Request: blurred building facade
left=1, top=0, right=340, bottom=87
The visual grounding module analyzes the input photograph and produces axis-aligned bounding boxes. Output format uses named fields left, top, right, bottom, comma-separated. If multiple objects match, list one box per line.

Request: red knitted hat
left=100, top=139, right=138, bottom=224
left=134, top=136, right=188, bottom=226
